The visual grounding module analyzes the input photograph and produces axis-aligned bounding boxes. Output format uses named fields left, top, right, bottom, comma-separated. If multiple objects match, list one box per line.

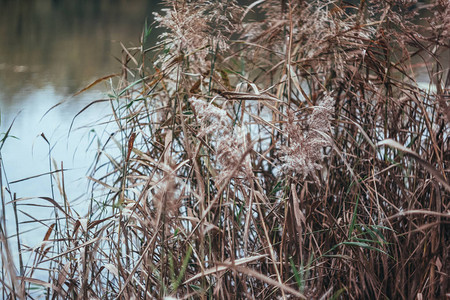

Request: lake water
left=0, top=0, right=160, bottom=254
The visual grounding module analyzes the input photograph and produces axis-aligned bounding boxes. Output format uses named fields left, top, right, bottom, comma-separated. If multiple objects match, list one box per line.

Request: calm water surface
left=0, top=0, right=160, bottom=249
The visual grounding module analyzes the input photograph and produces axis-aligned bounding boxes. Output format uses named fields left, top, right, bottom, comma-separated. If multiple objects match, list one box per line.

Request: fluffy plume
left=280, top=94, right=335, bottom=179
left=154, top=0, right=243, bottom=66
left=190, top=97, right=252, bottom=182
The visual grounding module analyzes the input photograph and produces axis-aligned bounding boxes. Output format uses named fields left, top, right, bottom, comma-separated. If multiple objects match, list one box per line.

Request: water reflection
left=0, top=0, right=160, bottom=100
left=0, top=0, right=161, bottom=254
left=0, top=0, right=164, bottom=191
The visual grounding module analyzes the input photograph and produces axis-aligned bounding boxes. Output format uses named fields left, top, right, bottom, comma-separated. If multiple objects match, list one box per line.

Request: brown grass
left=1, top=0, right=449, bottom=299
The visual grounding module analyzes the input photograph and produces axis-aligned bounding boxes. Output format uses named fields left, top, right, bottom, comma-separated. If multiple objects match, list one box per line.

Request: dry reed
left=1, top=0, right=449, bottom=299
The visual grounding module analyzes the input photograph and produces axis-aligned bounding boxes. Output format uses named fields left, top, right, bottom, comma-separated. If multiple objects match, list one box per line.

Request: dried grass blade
left=87, top=176, right=120, bottom=192
left=220, top=91, right=281, bottom=102
left=8, top=197, right=72, bottom=220
left=9, top=169, right=69, bottom=184
left=377, top=139, right=450, bottom=192
left=184, top=254, right=268, bottom=285
left=17, top=276, right=54, bottom=289
left=120, top=42, right=139, bottom=66
left=241, top=0, right=266, bottom=22
left=40, top=237, right=101, bottom=263
left=0, top=114, right=18, bottom=151
left=291, top=184, right=306, bottom=230
left=386, top=210, right=450, bottom=219
left=73, top=73, right=120, bottom=97
left=228, top=264, right=306, bottom=299
left=68, top=99, right=110, bottom=134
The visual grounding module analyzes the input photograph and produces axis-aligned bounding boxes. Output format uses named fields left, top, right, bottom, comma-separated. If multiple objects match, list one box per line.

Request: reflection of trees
left=0, top=0, right=160, bottom=100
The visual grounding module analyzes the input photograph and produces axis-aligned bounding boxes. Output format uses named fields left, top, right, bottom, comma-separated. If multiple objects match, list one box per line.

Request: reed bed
left=1, top=0, right=449, bottom=299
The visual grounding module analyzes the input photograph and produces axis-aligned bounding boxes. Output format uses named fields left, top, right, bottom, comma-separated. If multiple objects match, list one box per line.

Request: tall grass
left=1, top=0, right=449, bottom=299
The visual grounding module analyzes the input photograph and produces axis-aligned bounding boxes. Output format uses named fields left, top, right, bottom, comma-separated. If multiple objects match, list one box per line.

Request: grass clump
left=1, top=0, right=449, bottom=299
